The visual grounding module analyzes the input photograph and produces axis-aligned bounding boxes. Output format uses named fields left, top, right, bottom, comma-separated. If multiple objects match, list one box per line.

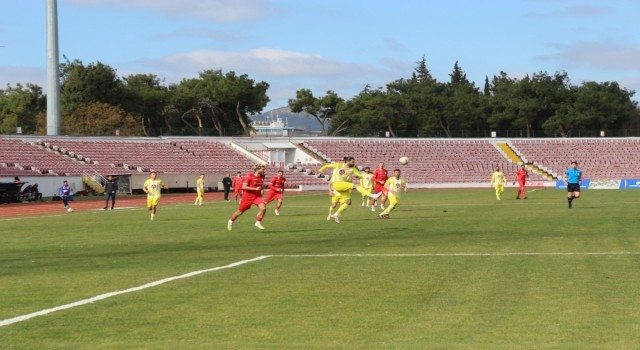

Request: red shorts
left=237, top=196, right=265, bottom=212
left=374, top=183, right=386, bottom=194
left=265, top=190, right=283, bottom=203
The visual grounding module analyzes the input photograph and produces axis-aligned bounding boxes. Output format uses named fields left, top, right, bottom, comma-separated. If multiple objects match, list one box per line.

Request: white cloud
left=543, top=41, right=640, bottom=70
left=64, top=0, right=277, bottom=22
left=0, top=66, right=46, bottom=90
left=150, top=48, right=375, bottom=78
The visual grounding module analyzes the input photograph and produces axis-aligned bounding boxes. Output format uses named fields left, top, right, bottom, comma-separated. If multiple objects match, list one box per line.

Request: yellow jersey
left=384, top=176, right=407, bottom=197
left=144, top=178, right=165, bottom=199
left=319, top=162, right=361, bottom=182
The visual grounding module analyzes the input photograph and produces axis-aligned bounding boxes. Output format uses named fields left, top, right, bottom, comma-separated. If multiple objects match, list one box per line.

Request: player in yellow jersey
left=378, top=169, right=407, bottom=219
left=490, top=166, right=507, bottom=200
left=324, top=158, right=346, bottom=220
left=194, top=174, right=205, bottom=206
left=359, top=166, right=374, bottom=207
left=143, top=171, right=167, bottom=221
left=318, top=156, right=380, bottom=223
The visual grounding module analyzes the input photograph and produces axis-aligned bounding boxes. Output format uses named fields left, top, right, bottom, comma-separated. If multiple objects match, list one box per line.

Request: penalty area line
left=0, top=255, right=271, bottom=328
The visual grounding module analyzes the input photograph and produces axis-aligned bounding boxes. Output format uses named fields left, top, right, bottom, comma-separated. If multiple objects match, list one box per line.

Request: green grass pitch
left=1, top=188, right=640, bottom=349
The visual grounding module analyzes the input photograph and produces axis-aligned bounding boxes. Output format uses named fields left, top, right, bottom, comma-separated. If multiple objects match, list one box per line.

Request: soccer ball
left=399, top=156, right=409, bottom=165
left=67, top=208, right=74, bottom=213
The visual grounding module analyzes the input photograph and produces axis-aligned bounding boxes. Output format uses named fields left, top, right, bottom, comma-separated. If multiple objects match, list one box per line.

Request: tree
left=170, top=70, right=269, bottom=136
left=0, top=83, right=46, bottom=134
left=288, top=89, right=343, bottom=134
left=60, top=57, right=124, bottom=115
left=546, top=81, right=637, bottom=136
left=42, top=101, right=137, bottom=136
left=122, top=74, right=170, bottom=136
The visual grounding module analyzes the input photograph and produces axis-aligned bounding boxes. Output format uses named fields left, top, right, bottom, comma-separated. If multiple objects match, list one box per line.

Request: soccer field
left=1, top=189, right=639, bottom=349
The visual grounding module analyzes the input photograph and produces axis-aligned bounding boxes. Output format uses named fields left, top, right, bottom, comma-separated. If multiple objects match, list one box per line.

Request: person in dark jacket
left=222, top=174, right=233, bottom=201
left=104, top=175, right=118, bottom=210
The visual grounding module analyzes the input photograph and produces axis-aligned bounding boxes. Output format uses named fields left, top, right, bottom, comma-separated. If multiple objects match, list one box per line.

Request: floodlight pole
left=46, top=0, right=61, bottom=135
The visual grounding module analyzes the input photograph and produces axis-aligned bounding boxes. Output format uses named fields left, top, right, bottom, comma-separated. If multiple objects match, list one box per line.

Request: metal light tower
left=46, top=0, right=61, bottom=135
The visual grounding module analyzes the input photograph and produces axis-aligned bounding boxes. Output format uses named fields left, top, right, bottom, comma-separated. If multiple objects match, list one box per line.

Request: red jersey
left=268, top=175, right=286, bottom=192
left=372, top=168, right=388, bottom=186
left=241, top=173, right=265, bottom=200
left=232, top=177, right=243, bottom=190
left=515, top=169, right=528, bottom=183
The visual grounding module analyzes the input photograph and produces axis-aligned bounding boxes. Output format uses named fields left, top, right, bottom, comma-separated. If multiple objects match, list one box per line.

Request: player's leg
left=334, top=192, right=352, bottom=216
left=255, top=201, right=266, bottom=229
left=379, top=195, right=398, bottom=217
left=228, top=201, right=251, bottom=230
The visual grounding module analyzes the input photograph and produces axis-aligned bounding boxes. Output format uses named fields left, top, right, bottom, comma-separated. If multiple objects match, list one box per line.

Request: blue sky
left=1, top=0, right=639, bottom=111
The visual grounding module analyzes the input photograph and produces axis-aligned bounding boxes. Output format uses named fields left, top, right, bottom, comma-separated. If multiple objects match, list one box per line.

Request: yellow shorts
left=387, top=194, right=399, bottom=205
left=332, top=181, right=354, bottom=192
left=147, top=197, right=160, bottom=208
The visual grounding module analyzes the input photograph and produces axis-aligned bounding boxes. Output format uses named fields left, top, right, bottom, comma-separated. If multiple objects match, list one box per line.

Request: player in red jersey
left=371, top=162, right=389, bottom=211
left=227, top=164, right=267, bottom=231
left=232, top=171, right=243, bottom=201
left=265, top=169, right=286, bottom=215
left=513, top=164, right=529, bottom=199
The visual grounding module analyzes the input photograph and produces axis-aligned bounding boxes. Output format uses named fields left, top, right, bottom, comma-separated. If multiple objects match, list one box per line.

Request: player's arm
left=319, top=162, right=340, bottom=173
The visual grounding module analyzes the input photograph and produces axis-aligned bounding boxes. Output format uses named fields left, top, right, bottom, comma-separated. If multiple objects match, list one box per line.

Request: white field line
left=3, top=251, right=639, bottom=327
left=0, top=255, right=270, bottom=328
left=274, top=252, right=640, bottom=257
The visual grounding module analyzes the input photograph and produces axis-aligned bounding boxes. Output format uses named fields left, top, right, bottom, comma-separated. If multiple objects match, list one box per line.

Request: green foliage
left=289, top=89, right=343, bottom=133
left=170, top=70, right=269, bottom=136
left=2, top=190, right=640, bottom=348
left=121, top=74, right=170, bottom=137
left=0, top=83, right=46, bottom=134
left=60, top=58, right=124, bottom=116
left=5, top=54, right=639, bottom=137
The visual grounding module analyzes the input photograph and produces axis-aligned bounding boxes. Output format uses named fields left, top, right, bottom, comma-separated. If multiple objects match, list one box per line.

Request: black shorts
left=567, top=183, right=580, bottom=192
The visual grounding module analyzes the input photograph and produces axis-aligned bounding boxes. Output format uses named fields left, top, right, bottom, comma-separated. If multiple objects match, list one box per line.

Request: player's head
left=254, top=163, right=266, bottom=175
left=236, top=171, right=241, bottom=176
left=520, top=164, right=525, bottom=169
left=199, top=174, right=204, bottom=178
left=393, top=169, right=401, bottom=177
left=345, top=157, right=356, bottom=167
left=495, top=167, right=500, bottom=172
left=150, top=171, right=157, bottom=179
left=277, top=170, right=284, bottom=177
left=571, top=161, right=578, bottom=168
left=63, top=180, right=68, bottom=185
left=363, top=166, right=370, bottom=173
left=378, top=162, right=385, bottom=169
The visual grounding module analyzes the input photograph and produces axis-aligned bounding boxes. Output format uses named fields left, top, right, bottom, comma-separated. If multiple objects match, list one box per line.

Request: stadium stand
left=3, top=137, right=640, bottom=189
left=300, top=139, right=549, bottom=183
left=510, top=139, right=640, bottom=179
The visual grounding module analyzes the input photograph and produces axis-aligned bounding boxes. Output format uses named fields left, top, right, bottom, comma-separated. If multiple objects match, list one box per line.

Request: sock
left=335, top=202, right=349, bottom=215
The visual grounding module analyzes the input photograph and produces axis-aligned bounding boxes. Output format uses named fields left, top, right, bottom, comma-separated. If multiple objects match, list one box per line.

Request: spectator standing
left=222, top=174, right=233, bottom=201
left=104, top=175, right=118, bottom=210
